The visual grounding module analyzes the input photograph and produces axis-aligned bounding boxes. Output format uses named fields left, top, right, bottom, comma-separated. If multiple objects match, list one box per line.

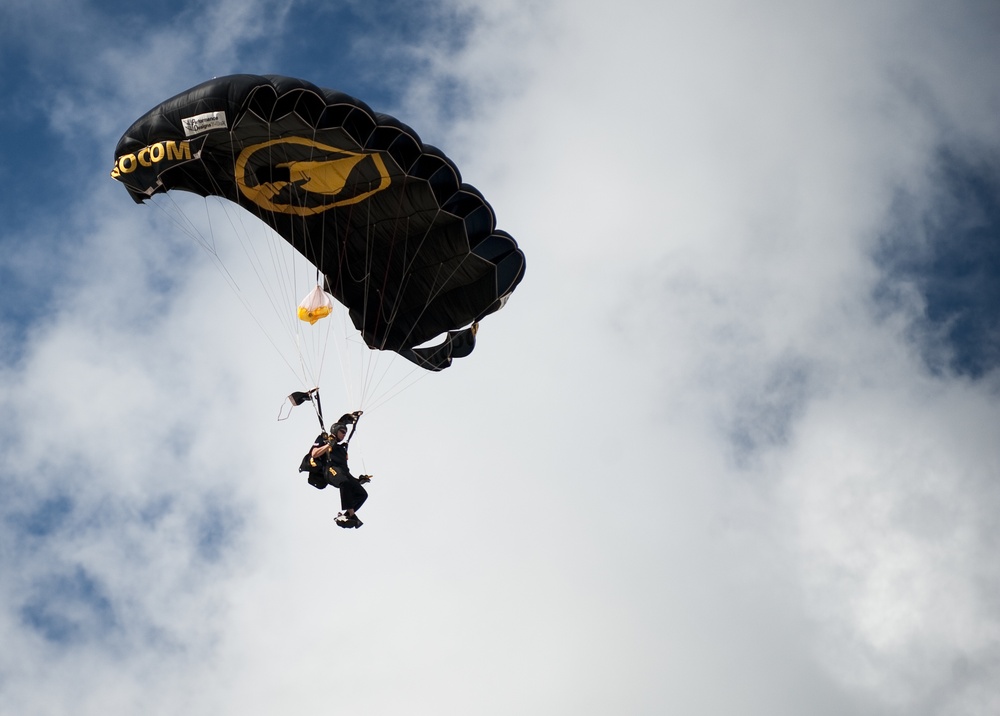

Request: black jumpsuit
left=311, top=434, right=368, bottom=513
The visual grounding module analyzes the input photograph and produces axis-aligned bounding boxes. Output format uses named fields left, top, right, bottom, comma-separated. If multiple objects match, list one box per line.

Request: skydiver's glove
left=359, top=475, right=372, bottom=485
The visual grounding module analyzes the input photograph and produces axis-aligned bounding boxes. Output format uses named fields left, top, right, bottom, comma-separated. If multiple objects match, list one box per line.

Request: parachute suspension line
left=309, top=263, right=334, bottom=391
left=113, top=74, right=526, bottom=425
left=216, top=154, right=434, bottom=410
left=148, top=191, right=217, bottom=255
left=192, top=117, right=435, bottom=411
left=204, top=176, right=312, bottom=383
left=392, top=256, right=462, bottom=349
left=166, top=133, right=320, bottom=389
left=366, top=191, right=402, bottom=356
left=351, top=183, right=414, bottom=410
left=358, top=193, right=385, bottom=407
left=207, top=197, right=319, bottom=384
left=338, top=199, right=363, bottom=410
left=210, top=129, right=330, bottom=391
left=146, top=191, right=307, bottom=382
left=340, top=175, right=409, bottom=409
left=317, top=177, right=384, bottom=412
left=219, top=198, right=298, bottom=341
left=356, top=168, right=476, bottom=358
left=317, top=174, right=410, bottom=413
left=369, top=217, right=412, bottom=406
left=338, top=196, right=373, bottom=411
left=306, top=124, right=338, bottom=394
left=374, top=199, right=477, bottom=356
left=335, top=174, right=449, bottom=411
left=238, top=129, right=306, bottom=337
left=235, top=125, right=316, bottom=386
left=381, top=219, right=438, bottom=344
left=296, top=125, right=322, bottom=386
left=360, top=362, right=432, bottom=414
left=356, top=221, right=442, bottom=412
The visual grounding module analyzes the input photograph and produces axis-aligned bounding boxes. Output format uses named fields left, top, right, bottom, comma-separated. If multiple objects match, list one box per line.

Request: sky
left=2, top=0, right=1000, bottom=714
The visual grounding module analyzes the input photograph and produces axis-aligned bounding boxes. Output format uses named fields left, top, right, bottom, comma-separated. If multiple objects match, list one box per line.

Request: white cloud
left=2, top=0, right=1000, bottom=714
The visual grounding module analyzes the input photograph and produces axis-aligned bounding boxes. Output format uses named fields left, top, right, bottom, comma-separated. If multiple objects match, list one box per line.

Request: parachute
left=111, top=74, right=525, bottom=372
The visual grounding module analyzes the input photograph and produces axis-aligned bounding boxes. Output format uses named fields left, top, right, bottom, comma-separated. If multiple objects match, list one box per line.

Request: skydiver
left=307, top=414, right=371, bottom=528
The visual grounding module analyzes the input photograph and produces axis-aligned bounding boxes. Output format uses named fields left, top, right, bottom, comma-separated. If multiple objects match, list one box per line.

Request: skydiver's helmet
left=330, top=423, right=348, bottom=438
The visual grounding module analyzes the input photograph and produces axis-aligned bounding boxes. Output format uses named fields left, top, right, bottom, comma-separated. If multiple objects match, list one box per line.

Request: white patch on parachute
left=181, top=111, right=228, bottom=137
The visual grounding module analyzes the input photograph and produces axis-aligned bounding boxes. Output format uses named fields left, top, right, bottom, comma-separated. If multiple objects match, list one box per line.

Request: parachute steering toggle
left=279, top=387, right=325, bottom=428
left=279, top=388, right=362, bottom=441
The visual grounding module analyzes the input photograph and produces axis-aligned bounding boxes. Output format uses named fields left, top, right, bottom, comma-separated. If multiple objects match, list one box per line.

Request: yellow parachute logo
left=235, top=137, right=391, bottom=216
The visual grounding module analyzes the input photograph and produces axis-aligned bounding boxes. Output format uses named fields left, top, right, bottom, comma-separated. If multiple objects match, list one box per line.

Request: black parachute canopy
left=111, top=74, right=525, bottom=370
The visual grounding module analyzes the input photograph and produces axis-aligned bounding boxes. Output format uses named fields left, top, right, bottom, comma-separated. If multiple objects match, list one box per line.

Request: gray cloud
left=1, top=1, right=999, bottom=714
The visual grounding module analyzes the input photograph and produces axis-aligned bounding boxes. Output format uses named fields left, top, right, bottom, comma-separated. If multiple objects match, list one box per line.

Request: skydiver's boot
left=335, top=512, right=353, bottom=528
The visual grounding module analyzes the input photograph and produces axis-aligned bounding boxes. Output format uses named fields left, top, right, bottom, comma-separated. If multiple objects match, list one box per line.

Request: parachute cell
left=111, top=74, right=525, bottom=371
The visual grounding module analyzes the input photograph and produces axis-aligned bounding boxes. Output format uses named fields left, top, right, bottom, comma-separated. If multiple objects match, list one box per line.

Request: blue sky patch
left=876, top=147, right=1000, bottom=378
left=20, top=566, right=118, bottom=646
left=192, top=497, right=245, bottom=563
left=7, top=495, right=74, bottom=539
left=726, top=355, right=813, bottom=467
